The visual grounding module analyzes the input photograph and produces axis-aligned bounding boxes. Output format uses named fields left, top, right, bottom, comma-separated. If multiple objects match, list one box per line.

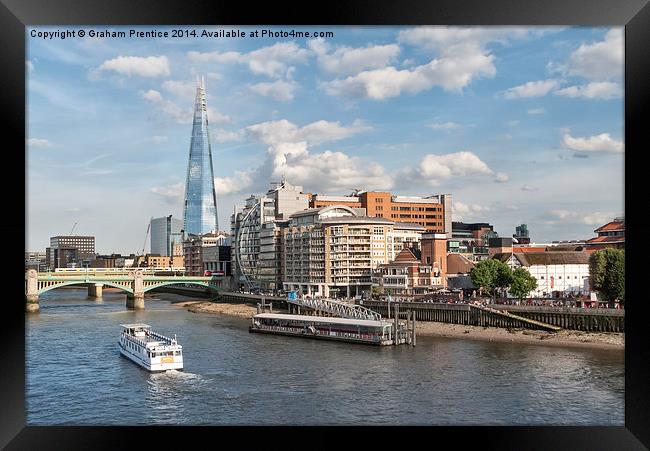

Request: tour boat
left=119, top=324, right=183, bottom=372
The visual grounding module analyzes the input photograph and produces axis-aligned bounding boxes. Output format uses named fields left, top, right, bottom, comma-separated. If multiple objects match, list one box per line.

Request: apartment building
left=282, top=205, right=425, bottom=298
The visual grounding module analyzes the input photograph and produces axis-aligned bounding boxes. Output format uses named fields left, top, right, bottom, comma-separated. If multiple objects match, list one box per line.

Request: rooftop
left=594, top=220, right=625, bottom=233
left=496, top=252, right=590, bottom=266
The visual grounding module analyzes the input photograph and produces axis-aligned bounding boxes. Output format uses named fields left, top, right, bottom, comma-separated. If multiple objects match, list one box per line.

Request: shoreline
left=172, top=300, right=623, bottom=351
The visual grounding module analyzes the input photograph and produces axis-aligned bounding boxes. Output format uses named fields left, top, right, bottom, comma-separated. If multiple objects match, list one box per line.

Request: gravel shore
left=172, top=300, right=258, bottom=318
left=415, top=321, right=623, bottom=350
left=174, top=300, right=624, bottom=350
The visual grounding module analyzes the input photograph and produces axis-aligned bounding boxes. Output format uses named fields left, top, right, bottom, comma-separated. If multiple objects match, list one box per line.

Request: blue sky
left=27, top=26, right=624, bottom=254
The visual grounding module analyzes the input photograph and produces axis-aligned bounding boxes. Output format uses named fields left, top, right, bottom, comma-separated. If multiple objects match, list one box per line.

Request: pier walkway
left=286, top=297, right=382, bottom=321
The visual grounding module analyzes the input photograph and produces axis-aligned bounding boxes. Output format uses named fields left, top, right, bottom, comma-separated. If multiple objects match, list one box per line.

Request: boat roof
left=253, top=313, right=388, bottom=327
left=120, top=323, right=152, bottom=329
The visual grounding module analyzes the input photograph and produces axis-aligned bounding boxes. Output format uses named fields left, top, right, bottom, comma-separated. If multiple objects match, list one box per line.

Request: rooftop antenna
left=69, top=221, right=78, bottom=235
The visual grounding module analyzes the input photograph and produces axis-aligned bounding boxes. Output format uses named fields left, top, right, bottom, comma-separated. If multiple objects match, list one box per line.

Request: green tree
left=589, top=248, right=625, bottom=306
left=509, top=267, right=538, bottom=301
left=371, top=286, right=384, bottom=299
left=470, top=259, right=513, bottom=299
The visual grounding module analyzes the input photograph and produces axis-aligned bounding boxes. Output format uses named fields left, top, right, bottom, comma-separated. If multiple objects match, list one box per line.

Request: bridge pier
left=88, top=283, right=103, bottom=299
left=26, top=294, right=39, bottom=313
left=126, top=293, right=145, bottom=310
left=25, top=269, right=39, bottom=313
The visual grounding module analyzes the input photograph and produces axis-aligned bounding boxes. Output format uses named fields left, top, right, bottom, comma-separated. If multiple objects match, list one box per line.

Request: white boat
left=119, top=324, right=183, bottom=372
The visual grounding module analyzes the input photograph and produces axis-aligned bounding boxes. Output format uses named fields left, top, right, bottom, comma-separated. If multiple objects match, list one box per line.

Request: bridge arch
left=38, top=280, right=133, bottom=295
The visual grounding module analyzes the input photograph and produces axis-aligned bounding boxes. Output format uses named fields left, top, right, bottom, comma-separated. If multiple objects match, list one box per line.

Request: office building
left=48, top=235, right=95, bottom=269
left=308, top=190, right=452, bottom=236
left=150, top=215, right=184, bottom=256
left=183, top=76, right=219, bottom=236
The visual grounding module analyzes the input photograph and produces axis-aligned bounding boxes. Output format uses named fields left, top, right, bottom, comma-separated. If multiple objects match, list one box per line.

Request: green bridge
left=24, top=269, right=224, bottom=312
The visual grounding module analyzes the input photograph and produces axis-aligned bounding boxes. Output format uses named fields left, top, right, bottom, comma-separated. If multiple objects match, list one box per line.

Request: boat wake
left=150, top=369, right=203, bottom=382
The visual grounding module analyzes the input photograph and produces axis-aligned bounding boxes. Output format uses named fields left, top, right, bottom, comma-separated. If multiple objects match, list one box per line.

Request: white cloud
left=162, top=80, right=197, bottom=99
left=397, top=27, right=530, bottom=51
left=555, top=81, right=622, bottom=99
left=150, top=182, right=184, bottom=205
left=427, top=122, right=461, bottom=130
left=212, top=129, right=245, bottom=143
left=495, top=172, right=509, bottom=183
left=507, top=120, right=520, bottom=126
left=96, top=55, right=170, bottom=78
left=249, top=79, right=297, bottom=101
left=307, top=38, right=400, bottom=76
left=398, top=151, right=496, bottom=187
left=246, top=118, right=371, bottom=148
left=217, top=118, right=386, bottom=195
left=545, top=210, right=615, bottom=226
left=26, top=60, right=34, bottom=72
left=521, top=185, right=538, bottom=191
left=319, top=26, right=541, bottom=100
left=502, top=79, right=559, bottom=99
left=27, top=138, right=53, bottom=148
left=567, top=29, right=623, bottom=81
left=152, top=135, right=168, bottom=143
left=323, top=55, right=496, bottom=100
left=527, top=108, right=546, bottom=115
left=188, top=42, right=309, bottom=78
left=215, top=170, right=256, bottom=195
left=453, top=201, right=491, bottom=222
left=561, top=132, right=623, bottom=153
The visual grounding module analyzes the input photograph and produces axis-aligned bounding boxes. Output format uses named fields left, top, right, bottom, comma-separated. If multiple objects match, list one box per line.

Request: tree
left=470, top=259, right=513, bottom=299
left=592, top=248, right=625, bottom=306
left=589, top=248, right=625, bottom=306
left=509, top=267, right=538, bottom=301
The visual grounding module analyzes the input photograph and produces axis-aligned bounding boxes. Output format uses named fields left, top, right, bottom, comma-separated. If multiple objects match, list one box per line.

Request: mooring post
left=394, top=302, right=399, bottom=345
left=412, top=310, right=416, bottom=346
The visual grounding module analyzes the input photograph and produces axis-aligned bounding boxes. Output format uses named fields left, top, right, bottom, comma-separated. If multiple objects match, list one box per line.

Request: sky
left=26, top=26, right=624, bottom=254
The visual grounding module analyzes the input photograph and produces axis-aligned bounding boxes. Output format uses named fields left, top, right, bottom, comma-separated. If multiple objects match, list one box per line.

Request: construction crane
left=69, top=222, right=78, bottom=235
left=140, top=219, right=152, bottom=256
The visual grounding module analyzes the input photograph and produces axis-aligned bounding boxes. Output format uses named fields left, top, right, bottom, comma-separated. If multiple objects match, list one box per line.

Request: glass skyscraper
left=183, top=76, right=219, bottom=236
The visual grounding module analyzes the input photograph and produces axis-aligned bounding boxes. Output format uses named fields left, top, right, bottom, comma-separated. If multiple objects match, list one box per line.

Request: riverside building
left=231, top=179, right=310, bottom=291
left=307, top=190, right=452, bottom=237
left=282, top=205, right=425, bottom=298
left=182, top=76, right=219, bottom=236
left=372, top=247, right=443, bottom=296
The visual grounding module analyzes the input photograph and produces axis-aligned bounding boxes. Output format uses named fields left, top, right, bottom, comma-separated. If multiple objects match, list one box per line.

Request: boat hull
left=119, top=344, right=183, bottom=372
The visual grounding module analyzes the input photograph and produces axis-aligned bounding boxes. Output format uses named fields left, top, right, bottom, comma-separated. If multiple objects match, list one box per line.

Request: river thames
left=26, top=289, right=624, bottom=425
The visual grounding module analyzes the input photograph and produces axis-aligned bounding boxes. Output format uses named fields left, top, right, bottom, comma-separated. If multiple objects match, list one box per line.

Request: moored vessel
left=249, top=313, right=410, bottom=345
left=119, top=324, right=183, bottom=372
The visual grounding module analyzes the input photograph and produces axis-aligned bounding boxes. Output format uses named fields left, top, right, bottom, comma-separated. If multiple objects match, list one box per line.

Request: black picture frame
left=4, top=0, right=648, bottom=448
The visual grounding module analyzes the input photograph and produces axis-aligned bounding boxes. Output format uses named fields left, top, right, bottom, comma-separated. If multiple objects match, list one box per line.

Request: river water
left=26, top=289, right=624, bottom=425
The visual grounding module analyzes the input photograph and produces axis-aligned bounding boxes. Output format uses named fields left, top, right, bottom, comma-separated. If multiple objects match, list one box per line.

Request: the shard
left=182, top=76, right=219, bottom=236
